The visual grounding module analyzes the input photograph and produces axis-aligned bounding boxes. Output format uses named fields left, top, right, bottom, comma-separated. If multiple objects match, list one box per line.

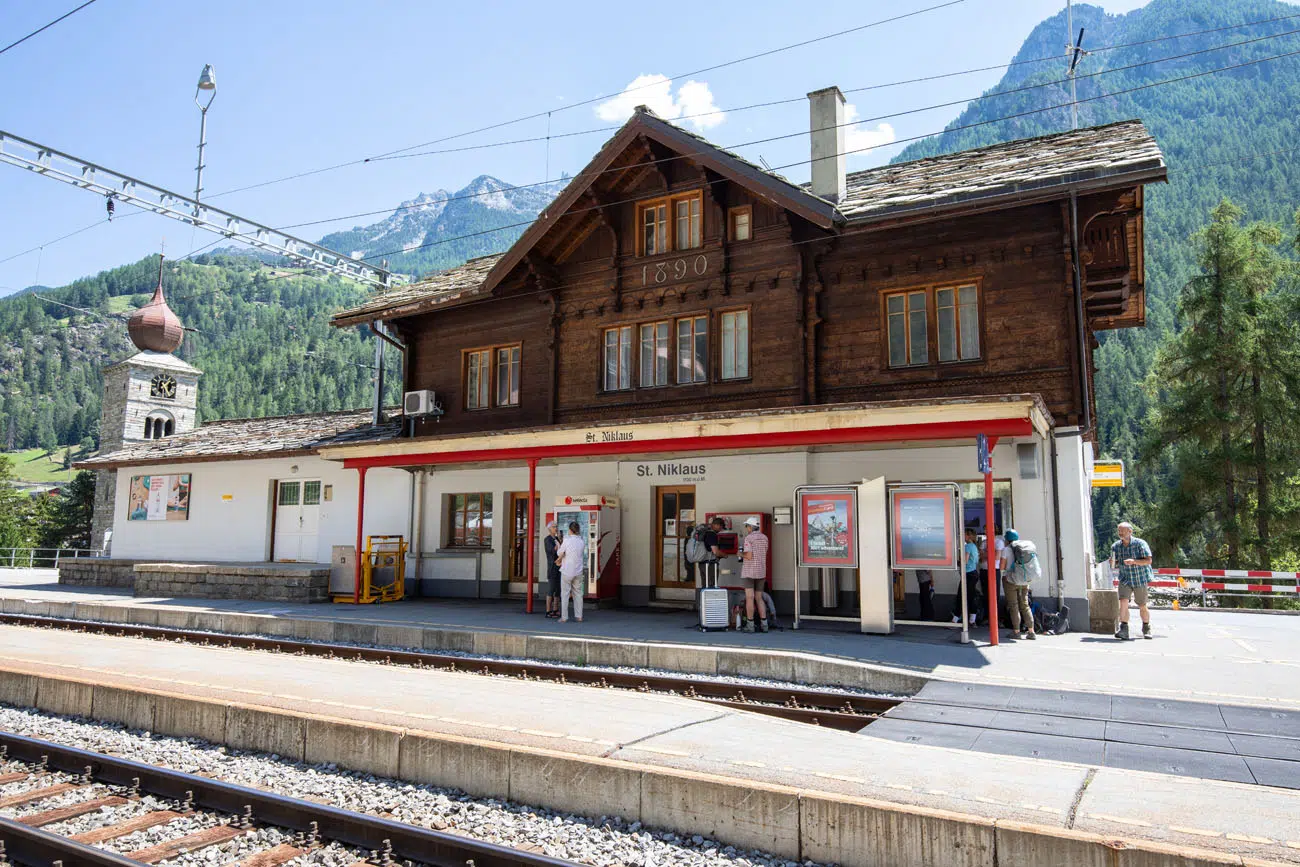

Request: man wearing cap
left=543, top=521, right=562, bottom=619
left=739, top=517, right=770, bottom=633
left=1111, top=521, right=1153, bottom=640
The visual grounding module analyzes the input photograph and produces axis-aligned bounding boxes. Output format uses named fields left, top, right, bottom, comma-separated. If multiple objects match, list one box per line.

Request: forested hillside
left=890, top=0, right=1300, bottom=548
left=0, top=254, right=396, bottom=452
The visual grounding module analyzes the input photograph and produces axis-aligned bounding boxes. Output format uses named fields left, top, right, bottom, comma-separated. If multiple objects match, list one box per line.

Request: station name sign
left=584, top=429, right=634, bottom=443
left=635, top=463, right=706, bottom=479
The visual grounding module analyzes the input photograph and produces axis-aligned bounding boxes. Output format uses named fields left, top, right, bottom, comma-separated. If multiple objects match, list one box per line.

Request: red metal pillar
left=985, top=436, right=1000, bottom=645
left=354, top=466, right=368, bottom=604
left=526, top=458, right=538, bottom=614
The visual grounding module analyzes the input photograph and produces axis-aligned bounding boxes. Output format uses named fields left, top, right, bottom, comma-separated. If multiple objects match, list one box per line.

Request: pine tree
left=1143, top=200, right=1300, bottom=567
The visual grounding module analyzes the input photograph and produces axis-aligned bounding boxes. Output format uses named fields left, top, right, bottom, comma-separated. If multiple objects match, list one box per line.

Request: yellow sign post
left=1092, top=460, right=1125, bottom=488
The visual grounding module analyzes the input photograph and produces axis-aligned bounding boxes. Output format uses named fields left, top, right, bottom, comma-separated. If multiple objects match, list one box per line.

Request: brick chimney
left=807, top=86, right=847, bottom=203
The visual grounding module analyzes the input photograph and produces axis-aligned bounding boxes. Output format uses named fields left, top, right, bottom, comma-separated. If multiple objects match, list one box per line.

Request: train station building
left=78, top=88, right=1166, bottom=631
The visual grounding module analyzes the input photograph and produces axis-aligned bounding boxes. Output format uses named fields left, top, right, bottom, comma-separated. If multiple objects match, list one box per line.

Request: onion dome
left=128, top=256, right=184, bottom=353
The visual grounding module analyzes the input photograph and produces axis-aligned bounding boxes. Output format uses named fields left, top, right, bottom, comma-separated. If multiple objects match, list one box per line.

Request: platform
left=870, top=681, right=1300, bottom=789
left=0, top=621, right=1298, bottom=865
left=7, top=568, right=1300, bottom=708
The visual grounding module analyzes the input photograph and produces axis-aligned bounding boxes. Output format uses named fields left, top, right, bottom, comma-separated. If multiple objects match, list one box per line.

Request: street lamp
left=193, top=64, right=216, bottom=223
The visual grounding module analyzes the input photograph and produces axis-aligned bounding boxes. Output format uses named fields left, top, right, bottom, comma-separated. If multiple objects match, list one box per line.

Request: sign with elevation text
left=976, top=434, right=991, bottom=474
left=1092, top=460, right=1125, bottom=488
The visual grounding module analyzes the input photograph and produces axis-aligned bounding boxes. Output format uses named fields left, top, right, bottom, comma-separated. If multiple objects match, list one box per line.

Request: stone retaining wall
left=132, top=564, right=329, bottom=603
left=58, top=558, right=137, bottom=589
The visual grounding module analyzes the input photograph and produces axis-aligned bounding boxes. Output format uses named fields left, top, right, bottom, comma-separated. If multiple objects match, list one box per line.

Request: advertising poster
left=127, top=474, right=192, bottom=522
left=890, top=487, right=958, bottom=569
left=797, top=488, right=858, bottom=568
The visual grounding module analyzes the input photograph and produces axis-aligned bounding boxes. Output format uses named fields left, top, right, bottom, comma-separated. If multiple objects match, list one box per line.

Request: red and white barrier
left=1110, top=568, right=1300, bottom=595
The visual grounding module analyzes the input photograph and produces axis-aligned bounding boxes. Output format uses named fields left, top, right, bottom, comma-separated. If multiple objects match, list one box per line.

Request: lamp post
left=193, top=64, right=216, bottom=223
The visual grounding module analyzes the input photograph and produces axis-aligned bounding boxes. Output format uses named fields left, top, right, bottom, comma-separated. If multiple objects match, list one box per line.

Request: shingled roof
left=827, top=119, right=1165, bottom=222
left=331, top=117, right=1163, bottom=326
left=76, top=408, right=401, bottom=470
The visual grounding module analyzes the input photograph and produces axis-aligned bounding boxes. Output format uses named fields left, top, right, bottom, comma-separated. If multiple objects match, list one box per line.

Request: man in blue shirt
left=1111, top=521, right=1154, bottom=640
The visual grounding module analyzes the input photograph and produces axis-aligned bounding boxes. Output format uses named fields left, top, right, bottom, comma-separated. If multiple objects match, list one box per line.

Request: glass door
left=654, top=485, right=696, bottom=588
left=506, top=492, right=540, bottom=582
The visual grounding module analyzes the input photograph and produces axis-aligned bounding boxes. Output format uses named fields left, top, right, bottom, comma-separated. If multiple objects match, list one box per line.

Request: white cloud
left=843, top=104, right=896, bottom=158
left=595, top=74, right=725, bottom=131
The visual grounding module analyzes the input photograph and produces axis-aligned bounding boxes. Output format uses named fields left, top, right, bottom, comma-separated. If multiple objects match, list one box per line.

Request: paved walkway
left=1, top=623, right=1299, bottom=864
left=6, top=568, right=1300, bottom=709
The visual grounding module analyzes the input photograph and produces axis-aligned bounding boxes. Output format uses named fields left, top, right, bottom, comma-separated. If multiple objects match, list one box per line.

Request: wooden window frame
left=718, top=306, right=752, bottom=382
left=676, top=314, right=708, bottom=384
left=636, top=190, right=704, bottom=257
left=639, top=320, right=672, bottom=388
left=882, top=282, right=984, bottom=370
left=462, top=343, right=522, bottom=410
left=728, top=206, right=752, bottom=243
left=447, top=492, right=493, bottom=549
left=601, top=309, right=733, bottom=392
left=602, top=325, right=634, bottom=392
left=495, top=344, right=522, bottom=407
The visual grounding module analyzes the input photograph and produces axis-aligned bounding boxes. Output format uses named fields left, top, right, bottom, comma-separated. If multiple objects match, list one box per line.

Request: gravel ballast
left=0, top=705, right=828, bottom=867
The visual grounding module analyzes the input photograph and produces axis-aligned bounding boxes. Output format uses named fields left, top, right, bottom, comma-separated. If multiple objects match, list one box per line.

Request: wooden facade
left=338, top=111, right=1164, bottom=441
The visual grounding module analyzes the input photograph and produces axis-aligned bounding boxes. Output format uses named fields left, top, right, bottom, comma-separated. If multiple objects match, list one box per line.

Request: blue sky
left=0, top=0, right=1154, bottom=292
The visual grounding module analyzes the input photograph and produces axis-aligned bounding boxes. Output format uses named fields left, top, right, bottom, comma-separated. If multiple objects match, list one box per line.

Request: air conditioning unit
left=403, top=389, right=441, bottom=417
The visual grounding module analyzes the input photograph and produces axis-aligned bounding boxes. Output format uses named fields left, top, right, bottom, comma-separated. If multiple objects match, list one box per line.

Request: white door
left=274, top=479, right=322, bottom=562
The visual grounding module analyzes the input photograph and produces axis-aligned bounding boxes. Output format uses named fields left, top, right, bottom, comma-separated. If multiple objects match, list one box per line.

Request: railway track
left=0, top=728, right=580, bottom=867
left=0, top=614, right=898, bottom=731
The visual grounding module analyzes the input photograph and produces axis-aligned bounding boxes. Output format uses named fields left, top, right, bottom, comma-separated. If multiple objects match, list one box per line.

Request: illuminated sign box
left=889, top=485, right=961, bottom=571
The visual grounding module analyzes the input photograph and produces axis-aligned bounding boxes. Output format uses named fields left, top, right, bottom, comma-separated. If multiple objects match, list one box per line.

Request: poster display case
left=888, top=484, right=962, bottom=571
left=127, top=474, right=191, bottom=522
left=795, top=487, right=858, bottom=569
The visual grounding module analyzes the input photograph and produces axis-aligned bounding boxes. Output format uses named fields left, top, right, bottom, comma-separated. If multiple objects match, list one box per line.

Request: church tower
left=91, top=256, right=202, bottom=550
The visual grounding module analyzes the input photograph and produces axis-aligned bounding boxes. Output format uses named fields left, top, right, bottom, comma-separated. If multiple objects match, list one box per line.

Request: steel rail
left=0, top=814, right=149, bottom=867
left=0, top=614, right=897, bottom=730
left=0, top=730, right=579, bottom=867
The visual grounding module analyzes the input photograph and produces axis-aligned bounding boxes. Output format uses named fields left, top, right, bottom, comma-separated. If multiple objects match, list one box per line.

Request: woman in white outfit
left=555, top=521, right=587, bottom=623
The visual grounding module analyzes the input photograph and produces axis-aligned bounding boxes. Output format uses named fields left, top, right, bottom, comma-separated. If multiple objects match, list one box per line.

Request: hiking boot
left=1142, top=622, right=1152, bottom=639
left=1025, top=631, right=1036, bottom=640
left=742, top=621, right=755, bottom=633
left=1114, top=622, right=1130, bottom=640
left=758, top=618, right=769, bottom=633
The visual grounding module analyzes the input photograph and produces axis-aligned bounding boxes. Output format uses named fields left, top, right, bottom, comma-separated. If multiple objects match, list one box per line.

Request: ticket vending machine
left=704, top=511, right=772, bottom=591
left=553, top=495, right=622, bottom=602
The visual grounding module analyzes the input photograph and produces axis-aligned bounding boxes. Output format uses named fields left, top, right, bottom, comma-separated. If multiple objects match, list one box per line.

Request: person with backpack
left=1002, top=528, right=1040, bottom=640
left=684, top=517, right=723, bottom=585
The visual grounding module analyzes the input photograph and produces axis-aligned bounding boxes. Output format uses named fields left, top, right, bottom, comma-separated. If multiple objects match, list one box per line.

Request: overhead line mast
left=0, top=128, right=396, bottom=291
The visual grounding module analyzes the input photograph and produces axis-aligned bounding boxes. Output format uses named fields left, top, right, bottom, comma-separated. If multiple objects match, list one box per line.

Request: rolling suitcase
left=698, top=561, right=729, bottom=631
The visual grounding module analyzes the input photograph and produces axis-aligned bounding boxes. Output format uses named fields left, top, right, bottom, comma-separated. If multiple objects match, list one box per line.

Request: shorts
left=1117, top=583, right=1149, bottom=605
left=740, top=577, right=765, bottom=591
left=547, top=571, right=561, bottom=599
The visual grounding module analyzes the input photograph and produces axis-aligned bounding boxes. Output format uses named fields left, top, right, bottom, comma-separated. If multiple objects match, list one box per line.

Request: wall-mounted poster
left=889, top=485, right=960, bottom=570
left=796, top=487, right=858, bottom=568
left=127, top=474, right=191, bottom=522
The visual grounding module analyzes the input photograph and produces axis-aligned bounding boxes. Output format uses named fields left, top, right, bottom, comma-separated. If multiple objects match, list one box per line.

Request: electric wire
left=282, top=24, right=1300, bottom=235
left=204, top=7, right=1300, bottom=202
left=0, top=0, right=98, bottom=58
left=351, top=42, right=1300, bottom=266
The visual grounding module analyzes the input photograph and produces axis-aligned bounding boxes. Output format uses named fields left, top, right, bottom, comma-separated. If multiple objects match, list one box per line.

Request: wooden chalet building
left=323, top=87, right=1166, bottom=624
left=80, top=87, right=1164, bottom=629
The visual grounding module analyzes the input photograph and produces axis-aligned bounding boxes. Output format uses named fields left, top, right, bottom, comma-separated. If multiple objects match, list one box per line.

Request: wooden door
left=654, top=485, right=696, bottom=588
left=506, top=491, right=540, bottom=582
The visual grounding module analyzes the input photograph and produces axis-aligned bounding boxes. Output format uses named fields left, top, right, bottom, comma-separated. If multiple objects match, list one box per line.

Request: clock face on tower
left=150, top=374, right=177, bottom=400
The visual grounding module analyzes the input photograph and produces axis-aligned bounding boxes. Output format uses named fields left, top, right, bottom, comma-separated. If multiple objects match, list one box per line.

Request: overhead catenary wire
left=280, top=24, right=1300, bottom=236
left=0, top=0, right=98, bottom=58
left=350, top=42, right=1300, bottom=266
left=204, top=7, right=1300, bottom=203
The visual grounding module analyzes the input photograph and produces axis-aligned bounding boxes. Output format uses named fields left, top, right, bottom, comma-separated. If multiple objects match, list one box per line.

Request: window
left=495, top=345, right=521, bottom=407
left=302, top=480, right=322, bottom=506
left=720, top=309, right=750, bottom=380
left=640, top=321, right=670, bottom=387
left=936, top=285, right=980, bottom=362
left=886, top=291, right=930, bottom=367
left=449, top=492, right=492, bottom=547
left=144, top=411, right=175, bottom=440
left=604, top=326, right=633, bottom=391
left=887, top=285, right=981, bottom=368
left=677, top=316, right=708, bottom=383
left=463, top=344, right=521, bottom=409
left=637, top=191, right=703, bottom=255
left=729, top=206, right=752, bottom=242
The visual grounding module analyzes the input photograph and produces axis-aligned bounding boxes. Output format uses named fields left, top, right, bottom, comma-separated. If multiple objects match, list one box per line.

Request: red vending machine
left=554, top=495, right=622, bottom=602
left=704, top=512, right=772, bottom=591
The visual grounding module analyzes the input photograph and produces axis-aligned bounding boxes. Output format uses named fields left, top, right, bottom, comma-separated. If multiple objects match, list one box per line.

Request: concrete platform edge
left=10, top=598, right=930, bottom=695
left=0, top=665, right=1272, bottom=867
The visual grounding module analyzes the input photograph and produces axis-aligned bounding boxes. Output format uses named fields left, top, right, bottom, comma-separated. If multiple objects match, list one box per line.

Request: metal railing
left=1095, top=563, right=1300, bottom=608
left=0, top=548, right=105, bottom=569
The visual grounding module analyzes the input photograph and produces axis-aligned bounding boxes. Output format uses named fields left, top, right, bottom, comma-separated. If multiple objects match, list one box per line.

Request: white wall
left=111, top=457, right=408, bottom=564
